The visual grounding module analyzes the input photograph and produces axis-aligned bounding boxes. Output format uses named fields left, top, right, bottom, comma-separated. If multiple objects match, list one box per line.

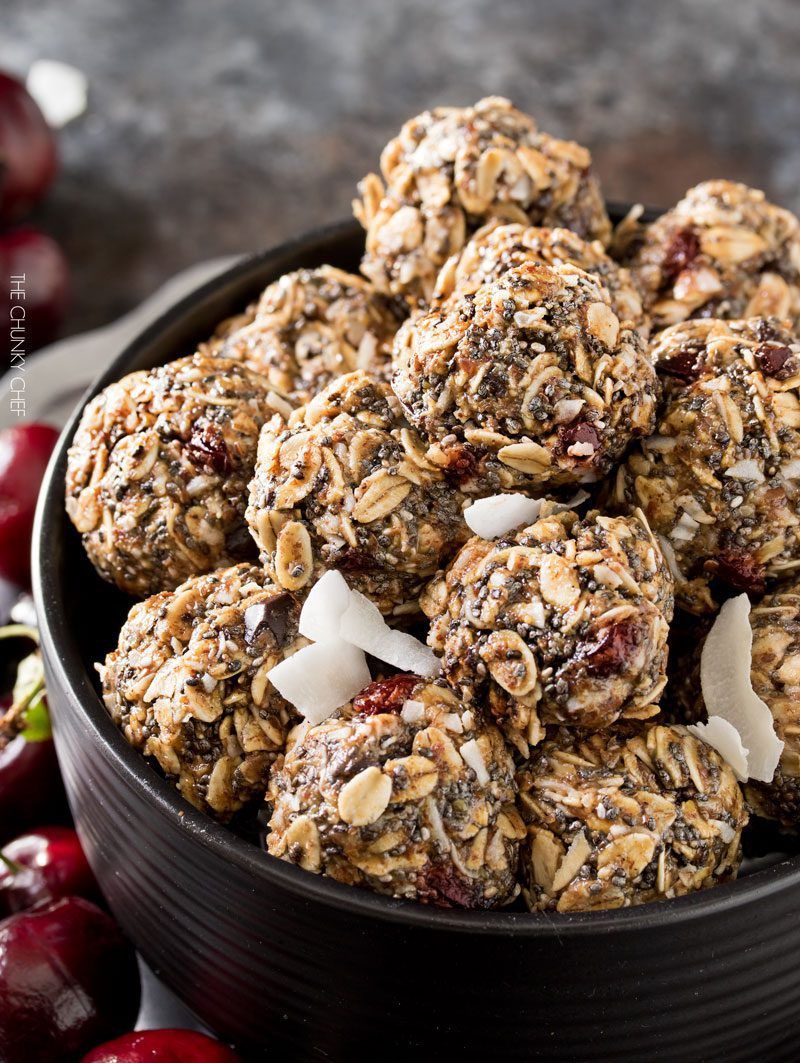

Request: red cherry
left=0, top=226, right=71, bottom=350
left=1, top=827, right=99, bottom=917
left=81, top=1029, right=243, bottom=1062
left=0, top=422, right=59, bottom=586
left=0, top=71, right=57, bottom=222
left=0, top=896, right=141, bottom=1062
left=0, top=733, right=66, bottom=846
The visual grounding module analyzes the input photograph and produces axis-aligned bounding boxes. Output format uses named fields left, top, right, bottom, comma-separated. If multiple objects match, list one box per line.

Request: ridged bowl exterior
left=33, top=220, right=800, bottom=1062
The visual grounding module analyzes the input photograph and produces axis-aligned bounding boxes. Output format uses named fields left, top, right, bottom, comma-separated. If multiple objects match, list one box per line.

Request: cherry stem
left=0, top=850, right=24, bottom=876
left=0, top=676, right=45, bottom=748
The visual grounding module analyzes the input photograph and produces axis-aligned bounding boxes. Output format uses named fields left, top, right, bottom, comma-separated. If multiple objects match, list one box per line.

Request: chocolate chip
left=558, top=421, right=601, bottom=458
left=659, top=344, right=705, bottom=382
left=244, top=592, right=293, bottom=646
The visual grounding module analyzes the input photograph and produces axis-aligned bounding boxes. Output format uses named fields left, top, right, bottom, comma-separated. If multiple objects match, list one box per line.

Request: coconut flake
left=464, top=494, right=544, bottom=538
left=689, top=716, right=749, bottom=782
left=267, top=639, right=370, bottom=725
left=724, top=459, right=765, bottom=483
left=26, top=60, right=88, bottom=128
left=298, top=570, right=352, bottom=642
left=339, top=588, right=441, bottom=677
left=700, top=594, right=783, bottom=782
left=464, top=490, right=588, bottom=540
left=459, top=738, right=489, bottom=784
left=780, top=459, right=800, bottom=480
left=400, top=699, right=425, bottom=724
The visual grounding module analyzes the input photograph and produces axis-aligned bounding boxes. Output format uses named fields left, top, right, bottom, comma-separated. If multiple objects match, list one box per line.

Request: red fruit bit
left=756, top=344, right=794, bottom=380
left=418, top=860, right=482, bottom=909
left=81, top=1028, right=242, bottom=1062
left=186, top=421, right=232, bottom=476
left=661, top=226, right=701, bottom=284
left=351, top=674, right=421, bottom=716
left=441, top=442, right=478, bottom=484
left=659, top=345, right=704, bottom=382
left=714, top=550, right=765, bottom=595
left=558, top=421, right=601, bottom=459
left=579, top=620, right=640, bottom=678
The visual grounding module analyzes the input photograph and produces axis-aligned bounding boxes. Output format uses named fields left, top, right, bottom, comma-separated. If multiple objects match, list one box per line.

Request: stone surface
left=2, top=0, right=799, bottom=338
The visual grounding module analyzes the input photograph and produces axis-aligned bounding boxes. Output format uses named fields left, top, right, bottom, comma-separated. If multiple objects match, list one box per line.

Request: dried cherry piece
left=714, top=550, right=765, bottom=595
left=351, top=674, right=420, bottom=716
left=661, top=226, right=700, bottom=284
left=558, top=421, right=601, bottom=458
left=186, top=420, right=232, bottom=476
left=659, top=345, right=705, bottom=382
left=441, top=442, right=479, bottom=485
left=577, top=620, right=640, bottom=678
left=418, top=861, right=483, bottom=909
left=756, top=343, right=793, bottom=379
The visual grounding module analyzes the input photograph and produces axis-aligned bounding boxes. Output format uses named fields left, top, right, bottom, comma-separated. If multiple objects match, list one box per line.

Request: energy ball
left=629, top=181, right=800, bottom=332
left=246, top=370, right=468, bottom=617
left=210, top=266, right=404, bottom=405
left=516, top=723, right=747, bottom=912
left=392, top=261, right=658, bottom=495
left=66, top=355, right=281, bottom=598
left=667, top=586, right=800, bottom=828
left=422, top=509, right=673, bottom=754
left=433, top=221, right=647, bottom=333
left=354, top=97, right=611, bottom=306
left=99, top=563, right=306, bottom=819
left=267, top=676, right=525, bottom=908
left=611, top=317, right=800, bottom=614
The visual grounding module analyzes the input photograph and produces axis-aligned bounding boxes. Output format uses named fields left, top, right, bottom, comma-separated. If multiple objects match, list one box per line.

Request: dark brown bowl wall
left=33, top=220, right=800, bottom=1062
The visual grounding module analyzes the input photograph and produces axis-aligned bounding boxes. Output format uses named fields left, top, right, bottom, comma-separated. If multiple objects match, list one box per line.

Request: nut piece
left=422, top=508, right=673, bottom=754
left=354, top=97, right=610, bottom=306
left=611, top=317, right=800, bottom=614
left=517, top=723, right=747, bottom=912
left=209, top=266, right=405, bottom=404
left=267, top=678, right=523, bottom=908
left=627, top=181, right=800, bottom=332
left=99, top=563, right=306, bottom=819
left=247, top=370, right=468, bottom=617
left=393, top=261, right=658, bottom=495
left=434, top=221, right=647, bottom=333
left=65, top=355, right=277, bottom=597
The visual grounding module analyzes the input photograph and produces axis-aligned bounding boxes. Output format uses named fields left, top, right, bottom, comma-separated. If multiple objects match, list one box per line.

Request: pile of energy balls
left=66, top=98, right=800, bottom=913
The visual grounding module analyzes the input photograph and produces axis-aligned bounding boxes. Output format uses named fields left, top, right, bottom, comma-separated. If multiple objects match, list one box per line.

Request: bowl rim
left=33, top=217, right=800, bottom=938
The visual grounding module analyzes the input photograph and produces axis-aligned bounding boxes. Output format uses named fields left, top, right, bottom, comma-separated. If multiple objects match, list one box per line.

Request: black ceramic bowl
left=34, top=219, right=800, bottom=1063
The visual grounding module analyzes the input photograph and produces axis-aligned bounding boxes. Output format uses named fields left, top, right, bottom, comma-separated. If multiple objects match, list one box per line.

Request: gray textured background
left=3, top=0, right=800, bottom=337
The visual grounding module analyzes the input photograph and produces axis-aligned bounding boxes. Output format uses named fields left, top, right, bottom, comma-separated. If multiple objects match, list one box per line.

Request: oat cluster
left=354, top=97, right=611, bottom=306
left=246, top=370, right=467, bottom=617
left=66, top=355, right=281, bottom=597
left=393, top=260, right=658, bottom=494
left=70, top=100, right=800, bottom=914
left=612, top=317, right=800, bottom=613
left=99, top=563, right=306, bottom=818
left=628, top=180, right=800, bottom=332
left=422, top=509, right=673, bottom=754
left=267, top=677, right=524, bottom=907
left=516, top=724, right=747, bottom=911
left=205, top=266, right=403, bottom=405
left=434, top=220, right=647, bottom=332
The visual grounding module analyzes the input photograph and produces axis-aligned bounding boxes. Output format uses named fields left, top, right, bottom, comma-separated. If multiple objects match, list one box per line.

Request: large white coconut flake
left=267, top=639, right=371, bottom=725
left=700, top=594, right=783, bottom=782
left=689, top=716, right=749, bottom=782
left=339, top=588, right=441, bottom=677
left=463, top=490, right=589, bottom=540
left=298, top=570, right=351, bottom=642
